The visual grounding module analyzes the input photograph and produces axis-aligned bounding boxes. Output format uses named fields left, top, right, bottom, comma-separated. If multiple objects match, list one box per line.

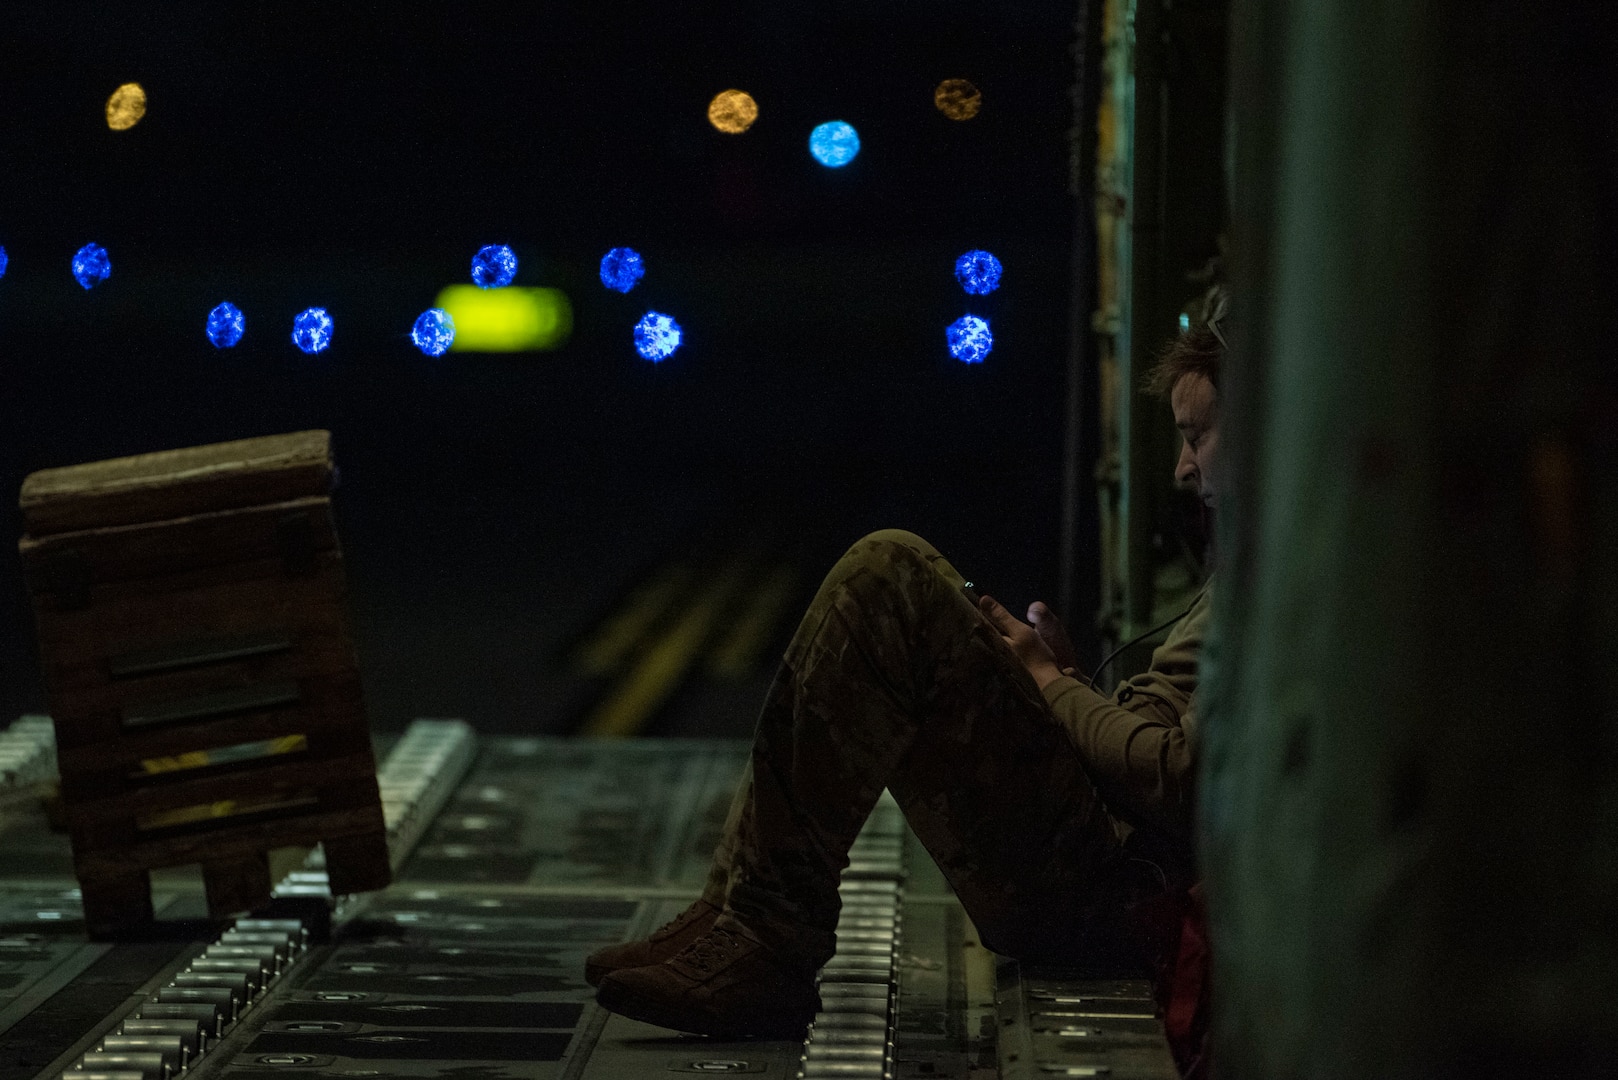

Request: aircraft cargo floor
left=0, top=722, right=1179, bottom=1080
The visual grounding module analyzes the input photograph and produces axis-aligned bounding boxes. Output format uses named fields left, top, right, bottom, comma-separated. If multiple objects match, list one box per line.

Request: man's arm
left=1041, top=675, right=1196, bottom=846
left=981, top=591, right=1208, bottom=848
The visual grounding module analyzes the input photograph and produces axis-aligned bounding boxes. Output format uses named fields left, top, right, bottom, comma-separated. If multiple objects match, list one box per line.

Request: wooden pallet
left=19, top=431, right=390, bottom=937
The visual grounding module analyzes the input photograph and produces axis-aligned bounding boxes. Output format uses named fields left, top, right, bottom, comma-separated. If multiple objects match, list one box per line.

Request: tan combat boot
left=584, top=897, right=722, bottom=987
left=594, top=912, right=835, bottom=1038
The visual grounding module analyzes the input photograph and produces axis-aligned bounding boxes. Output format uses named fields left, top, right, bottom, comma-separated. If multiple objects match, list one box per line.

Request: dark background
left=0, top=3, right=1082, bottom=735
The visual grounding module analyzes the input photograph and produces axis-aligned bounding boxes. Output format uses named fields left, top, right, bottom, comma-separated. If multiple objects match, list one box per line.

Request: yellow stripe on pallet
left=139, top=750, right=214, bottom=775
left=135, top=790, right=320, bottom=832
left=137, top=799, right=239, bottom=828
left=138, top=733, right=309, bottom=776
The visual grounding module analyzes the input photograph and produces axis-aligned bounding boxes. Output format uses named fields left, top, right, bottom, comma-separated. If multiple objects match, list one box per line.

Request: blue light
left=947, top=315, right=993, bottom=364
left=634, top=311, right=683, bottom=362
left=1179, top=313, right=1191, bottom=334
left=411, top=307, right=456, bottom=356
left=471, top=244, right=518, bottom=289
left=72, top=243, right=111, bottom=289
left=206, top=302, right=245, bottom=348
left=291, top=307, right=334, bottom=354
left=809, top=120, right=860, bottom=168
left=954, top=250, right=1002, bottom=295
left=600, top=247, right=646, bottom=293
left=0, top=246, right=8, bottom=279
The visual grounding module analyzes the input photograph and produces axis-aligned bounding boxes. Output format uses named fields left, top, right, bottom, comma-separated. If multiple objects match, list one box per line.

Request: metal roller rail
left=0, top=715, right=57, bottom=795
left=63, top=917, right=307, bottom=1080
left=799, top=792, right=907, bottom=1080
left=52, top=718, right=478, bottom=1080
left=278, top=716, right=480, bottom=903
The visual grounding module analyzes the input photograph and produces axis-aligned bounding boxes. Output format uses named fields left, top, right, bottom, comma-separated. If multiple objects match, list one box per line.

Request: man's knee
left=800, top=530, right=969, bottom=638
left=859, top=528, right=937, bottom=558
left=837, top=530, right=954, bottom=583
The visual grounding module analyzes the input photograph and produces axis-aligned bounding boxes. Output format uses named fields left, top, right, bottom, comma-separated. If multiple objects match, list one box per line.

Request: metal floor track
left=0, top=725, right=1180, bottom=1080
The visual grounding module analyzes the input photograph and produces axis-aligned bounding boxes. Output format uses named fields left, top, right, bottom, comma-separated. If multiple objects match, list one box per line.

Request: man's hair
left=1145, top=285, right=1227, bottom=399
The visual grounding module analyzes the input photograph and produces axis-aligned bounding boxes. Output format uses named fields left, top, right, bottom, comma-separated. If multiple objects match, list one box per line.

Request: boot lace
left=674, top=928, right=744, bottom=974
left=654, top=900, right=712, bottom=939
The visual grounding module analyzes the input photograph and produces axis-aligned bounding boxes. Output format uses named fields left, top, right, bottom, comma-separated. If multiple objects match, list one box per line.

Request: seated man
left=586, top=302, right=1225, bottom=1039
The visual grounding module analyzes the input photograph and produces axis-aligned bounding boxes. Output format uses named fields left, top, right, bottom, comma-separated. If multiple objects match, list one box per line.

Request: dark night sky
left=4, top=4, right=1073, bottom=246
left=0, top=3, right=1084, bottom=732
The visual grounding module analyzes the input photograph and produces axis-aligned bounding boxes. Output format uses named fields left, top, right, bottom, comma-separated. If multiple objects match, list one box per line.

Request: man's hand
left=1027, top=601, right=1080, bottom=674
left=978, top=595, right=1069, bottom=691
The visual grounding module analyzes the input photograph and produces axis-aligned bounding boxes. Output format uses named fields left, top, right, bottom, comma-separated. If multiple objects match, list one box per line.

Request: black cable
left=1085, top=588, right=1206, bottom=690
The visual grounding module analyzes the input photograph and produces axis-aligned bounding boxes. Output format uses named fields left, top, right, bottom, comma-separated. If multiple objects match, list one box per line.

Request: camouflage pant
left=704, top=530, right=1156, bottom=962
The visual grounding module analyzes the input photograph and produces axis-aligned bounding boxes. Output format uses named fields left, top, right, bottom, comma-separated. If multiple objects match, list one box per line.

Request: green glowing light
left=433, top=285, right=573, bottom=353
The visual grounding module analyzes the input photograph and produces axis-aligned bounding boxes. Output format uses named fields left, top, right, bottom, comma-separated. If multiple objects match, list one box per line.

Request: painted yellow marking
left=138, top=800, right=239, bottom=828
left=573, top=565, right=693, bottom=677
left=139, top=751, right=212, bottom=775
left=136, top=790, right=319, bottom=831
left=581, top=564, right=749, bottom=738
left=138, top=733, right=308, bottom=776
left=706, top=563, right=797, bottom=680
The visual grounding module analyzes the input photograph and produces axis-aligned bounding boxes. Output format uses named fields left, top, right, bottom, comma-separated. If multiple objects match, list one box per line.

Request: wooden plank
left=74, top=794, right=386, bottom=870
left=202, top=852, right=273, bottom=917
left=21, top=497, right=338, bottom=589
left=55, top=698, right=369, bottom=771
left=107, top=629, right=300, bottom=679
left=56, top=713, right=375, bottom=798
left=75, top=800, right=388, bottom=877
left=30, top=551, right=339, bottom=622
left=63, top=751, right=382, bottom=831
left=322, top=830, right=394, bottom=895
left=20, top=431, right=332, bottom=536
left=121, top=680, right=304, bottom=729
left=78, top=868, right=154, bottom=938
left=45, top=626, right=358, bottom=716
left=49, top=665, right=366, bottom=754
left=61, top=748, right=381, bottom=834
left=33, top=555, right=350, bottom=679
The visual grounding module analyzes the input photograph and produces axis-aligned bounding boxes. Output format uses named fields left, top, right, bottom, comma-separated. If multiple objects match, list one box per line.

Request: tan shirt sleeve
left=1041, top=587, right=1211, bottom=847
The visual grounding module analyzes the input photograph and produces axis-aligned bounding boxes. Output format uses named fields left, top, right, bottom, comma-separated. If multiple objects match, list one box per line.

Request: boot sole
left=595, top=978, right=815, bottom=1040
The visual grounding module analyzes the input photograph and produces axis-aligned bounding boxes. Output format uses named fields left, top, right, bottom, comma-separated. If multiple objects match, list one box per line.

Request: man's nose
left=1175, top=445, right=1198, bottom=486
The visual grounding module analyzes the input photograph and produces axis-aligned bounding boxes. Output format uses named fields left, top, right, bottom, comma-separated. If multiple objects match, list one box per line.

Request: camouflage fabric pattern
left=704, top=529, right=1160, bottom=963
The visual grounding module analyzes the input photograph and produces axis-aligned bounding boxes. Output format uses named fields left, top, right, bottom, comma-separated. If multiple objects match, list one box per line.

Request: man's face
left=1171, top=372, right=1220, bottom=507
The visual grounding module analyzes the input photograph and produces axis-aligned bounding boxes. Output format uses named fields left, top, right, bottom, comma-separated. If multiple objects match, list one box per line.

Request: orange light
left=106, top=82, right=147, bottom=130
left=933, top=79, right=981, bottom=121
left=707, top=89, right=759, bottom=134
